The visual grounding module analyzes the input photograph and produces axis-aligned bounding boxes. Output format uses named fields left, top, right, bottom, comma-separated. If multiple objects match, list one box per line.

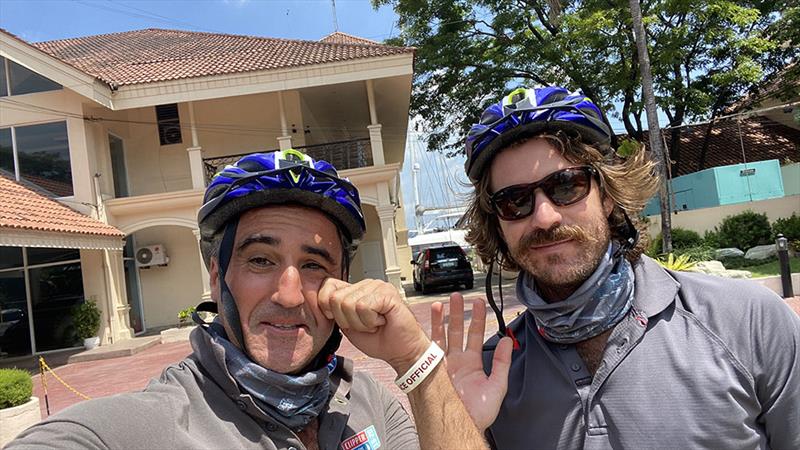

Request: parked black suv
left=412, top=244, right=474, bottom=294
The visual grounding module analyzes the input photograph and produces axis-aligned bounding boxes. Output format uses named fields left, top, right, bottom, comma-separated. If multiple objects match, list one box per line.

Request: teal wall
left=643, top=159, right=785, bottom=215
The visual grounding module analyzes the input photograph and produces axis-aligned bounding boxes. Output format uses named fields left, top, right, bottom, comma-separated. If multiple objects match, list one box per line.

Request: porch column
left=187, top=101, right=206, bottom=189
left=375, top=182, right=405, bottom=299
left=277, top=91, right=293, bottom=150
left=192, top=228, right=212, bottom=301
left=104, top=249, right=134, bottom=342
left=365, top=80, right=385, bottom=165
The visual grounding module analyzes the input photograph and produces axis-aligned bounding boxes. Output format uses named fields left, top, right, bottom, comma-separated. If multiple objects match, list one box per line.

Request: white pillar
left=366, top=79, right=378, bottom=125
left=104, top=248, right=134, bottom=342
left=375, top=179, right=403, bottom=297
left=192, top=229, right=212, bottom=301
left=186, top=102, right=206, bottom=189
left=277, top=91, right=293, bottom=150
left=368, top=124, right=385, bottom=166
left=187, top=147, right=206, bottom=189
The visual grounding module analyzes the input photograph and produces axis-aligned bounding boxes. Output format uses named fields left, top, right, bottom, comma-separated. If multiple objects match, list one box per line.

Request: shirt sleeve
left=5, top=419, right=109, bottom=450
left=753, top=295, right=800, bottom=450
left=378, top=383, right=420, bottom=450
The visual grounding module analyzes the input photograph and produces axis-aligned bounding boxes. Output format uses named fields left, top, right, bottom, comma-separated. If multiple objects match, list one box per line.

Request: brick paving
left=27, top=285, right=799, bottom=420
left=31, top=286, right=523, bottom=418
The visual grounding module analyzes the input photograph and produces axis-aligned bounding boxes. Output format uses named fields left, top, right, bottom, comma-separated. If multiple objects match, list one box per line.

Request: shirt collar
left=631, top=255, right=681, bottom=318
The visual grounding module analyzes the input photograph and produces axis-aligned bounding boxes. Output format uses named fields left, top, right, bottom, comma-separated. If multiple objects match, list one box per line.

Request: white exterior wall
left=0, top=46, right=414, bottom=343
left=646, top=194, right=800, bottom=237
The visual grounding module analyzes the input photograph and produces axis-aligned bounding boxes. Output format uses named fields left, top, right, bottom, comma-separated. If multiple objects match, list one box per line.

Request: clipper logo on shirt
left=341, top=425, right=381, bottom=450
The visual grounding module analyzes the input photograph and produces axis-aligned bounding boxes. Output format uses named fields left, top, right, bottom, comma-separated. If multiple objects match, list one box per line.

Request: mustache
left=518, top=224, right=597, bottom=248
left=248, top=303, right=312, bottom=326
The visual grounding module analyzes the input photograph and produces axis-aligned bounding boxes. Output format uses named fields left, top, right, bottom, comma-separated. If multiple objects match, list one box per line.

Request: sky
left=0, top=0, right=457, bottom=228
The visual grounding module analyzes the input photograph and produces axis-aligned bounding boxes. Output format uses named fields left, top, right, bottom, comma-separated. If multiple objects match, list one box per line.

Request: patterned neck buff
left=206, top=321, right=336, bottom=431
left=516, top=243, right=635, bottom=344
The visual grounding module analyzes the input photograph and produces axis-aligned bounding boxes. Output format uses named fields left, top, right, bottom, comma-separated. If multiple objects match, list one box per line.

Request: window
left=0, top=60, right=7, bottom=97
left=0, top=247, right=84, bottom=358
left=0, top=121, right=72, bottom=197
left=0, top=128, right=12, bottom=176
left=109, top=134, right=129, bottom=198
left=0, top=57, right=61, bottom=97
left=156, top=104, right=182, bottom=146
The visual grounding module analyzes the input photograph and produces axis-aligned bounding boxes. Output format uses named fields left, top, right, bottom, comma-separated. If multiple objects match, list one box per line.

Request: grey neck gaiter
left=516, top=243, right=635, bottom=344
left=206, top=321, right=335, bottom=431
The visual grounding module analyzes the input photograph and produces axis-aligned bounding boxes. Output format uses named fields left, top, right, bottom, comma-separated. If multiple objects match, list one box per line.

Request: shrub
left=703, top=229, right=721, bottom=248
left=715, top=210, right=771, bottom=251
left=0, top=368, right=32, bottom=409
left=72, top=301, right=101, bottom=340
left=772, top=213, right=800, bottom=251
left=177, top=306, right=196, bottom=327
left=648, top=228, right=703, bottom=255
left=675, top=245, right=716, bottom=261
left=656, top=253, right=697, bottom=271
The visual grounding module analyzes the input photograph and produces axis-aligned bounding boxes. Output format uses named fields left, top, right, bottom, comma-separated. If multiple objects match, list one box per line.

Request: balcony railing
left=203, top=138, right=373, bottom=182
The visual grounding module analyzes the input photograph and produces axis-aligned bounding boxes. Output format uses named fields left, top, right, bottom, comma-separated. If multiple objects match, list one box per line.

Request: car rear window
left=430, top=248, right=465, bottom=261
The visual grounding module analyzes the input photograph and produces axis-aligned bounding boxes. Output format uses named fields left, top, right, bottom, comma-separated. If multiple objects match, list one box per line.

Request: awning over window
left=0, top=174, right=125, bottom=250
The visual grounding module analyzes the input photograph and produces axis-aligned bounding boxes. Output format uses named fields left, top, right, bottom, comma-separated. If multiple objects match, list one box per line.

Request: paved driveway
left=26, top=276, right=800, bottom=419
left=30, top=282, right=524, bottom=418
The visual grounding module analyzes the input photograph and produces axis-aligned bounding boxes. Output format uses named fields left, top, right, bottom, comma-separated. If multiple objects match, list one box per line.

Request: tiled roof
left=29, top=28, right=413, bottom=88
left=319, top=31, right=381, bottom=46
left=662, top=117, right=800, bottom=176
left=0, top=173, right=124, bottom=237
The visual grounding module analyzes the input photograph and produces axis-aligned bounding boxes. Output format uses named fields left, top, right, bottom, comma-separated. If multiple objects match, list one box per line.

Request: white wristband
left=394, top=342, right=445, bottom=394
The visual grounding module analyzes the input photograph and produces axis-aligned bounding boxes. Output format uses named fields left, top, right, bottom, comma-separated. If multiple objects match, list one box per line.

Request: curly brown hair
left=463, top=132, right=659, bottom=271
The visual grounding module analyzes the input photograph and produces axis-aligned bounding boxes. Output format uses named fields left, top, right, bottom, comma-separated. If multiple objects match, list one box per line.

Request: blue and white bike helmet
left=196, top=149, right=365, bottom=362
left=465, top=86, right=612, bottom=183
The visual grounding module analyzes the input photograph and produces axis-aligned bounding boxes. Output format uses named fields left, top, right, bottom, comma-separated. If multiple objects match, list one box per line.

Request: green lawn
left=740, top=256, right=800, bottom=278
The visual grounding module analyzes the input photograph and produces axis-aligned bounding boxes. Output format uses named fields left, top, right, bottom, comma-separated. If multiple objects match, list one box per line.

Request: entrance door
left=359, top=241, right=386, bottom=281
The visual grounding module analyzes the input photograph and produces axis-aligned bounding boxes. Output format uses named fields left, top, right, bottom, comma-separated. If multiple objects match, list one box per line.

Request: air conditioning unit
left=135, top=245, right=169, bottom=268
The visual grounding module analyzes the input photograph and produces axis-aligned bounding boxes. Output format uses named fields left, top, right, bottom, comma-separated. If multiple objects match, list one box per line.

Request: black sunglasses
left=490, top=166, right=599, bottom=221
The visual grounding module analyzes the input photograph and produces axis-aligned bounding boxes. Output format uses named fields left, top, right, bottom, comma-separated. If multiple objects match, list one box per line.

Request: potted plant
left=72, top=300, right=101, bottom=350
left=177, top=306, right=196, bottom=328
left=0, top=368, right=41, bottom=447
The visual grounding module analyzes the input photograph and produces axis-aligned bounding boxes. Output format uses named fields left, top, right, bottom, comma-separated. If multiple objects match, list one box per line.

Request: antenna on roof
left=331, top=0, right=339, bottom=32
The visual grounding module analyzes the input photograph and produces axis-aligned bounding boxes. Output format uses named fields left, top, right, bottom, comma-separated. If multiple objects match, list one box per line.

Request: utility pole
left=629, top=0, right=673, bottom=253
left=331, top=0, right=339, bottom=32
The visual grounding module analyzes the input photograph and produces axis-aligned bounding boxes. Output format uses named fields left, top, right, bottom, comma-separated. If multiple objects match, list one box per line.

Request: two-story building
left=0, top=28, right=415, bottom=359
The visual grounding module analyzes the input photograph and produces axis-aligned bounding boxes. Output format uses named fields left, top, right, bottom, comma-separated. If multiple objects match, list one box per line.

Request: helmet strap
left=218, top=218, right=247, bottom=352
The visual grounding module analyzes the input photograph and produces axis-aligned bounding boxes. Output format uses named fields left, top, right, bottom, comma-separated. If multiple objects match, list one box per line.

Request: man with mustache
left=9, top=150, right=487, bottom=450
left=433, top=87, right=800, bottom=449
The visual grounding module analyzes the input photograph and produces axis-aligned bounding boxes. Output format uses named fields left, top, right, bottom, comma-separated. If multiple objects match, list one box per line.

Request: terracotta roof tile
left=29, top=28, right=414, bottom=88
left=0, top=173, right=124, bottom=237
left=630, top=117, right=800, bottom=176
left=667, top=117, right=800, bottom=176
left=319, top=31, right=381, bottom=46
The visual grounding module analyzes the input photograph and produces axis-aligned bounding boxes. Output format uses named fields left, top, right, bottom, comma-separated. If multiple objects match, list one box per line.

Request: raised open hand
left=431, top=293, right=512, bottom=432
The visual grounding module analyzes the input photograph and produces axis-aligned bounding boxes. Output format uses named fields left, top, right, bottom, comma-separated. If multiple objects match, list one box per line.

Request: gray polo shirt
left=9, top=327, right=419, bottom=450
left=483, top=256, right=800, bottom=449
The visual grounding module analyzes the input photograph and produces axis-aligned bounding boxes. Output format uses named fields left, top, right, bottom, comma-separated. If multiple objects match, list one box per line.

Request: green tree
left=375, top=0, right=797, bottom=168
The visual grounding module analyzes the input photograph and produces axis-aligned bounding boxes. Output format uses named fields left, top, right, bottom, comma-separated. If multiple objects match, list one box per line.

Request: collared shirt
left=9, top=327, right=419, bottom=450
left=483, top=256, right=800, bottom=450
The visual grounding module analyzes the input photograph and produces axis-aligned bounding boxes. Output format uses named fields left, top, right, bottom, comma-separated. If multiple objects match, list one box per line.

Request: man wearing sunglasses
left=432, top=87, right=800, bottom=449
left=9, top=150, right=487, bottom=450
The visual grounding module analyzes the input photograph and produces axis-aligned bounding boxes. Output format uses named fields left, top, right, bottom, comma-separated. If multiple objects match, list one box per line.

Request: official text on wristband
left=394, top=342, right=445, bottom=394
